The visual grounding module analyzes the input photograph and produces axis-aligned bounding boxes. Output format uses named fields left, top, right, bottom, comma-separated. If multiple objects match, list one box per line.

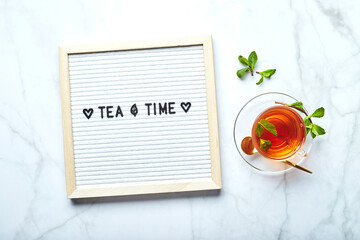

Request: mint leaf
left=258, top=119, right=277, bottom=137
left=306, top=123, right=326, bottom=139
left=310, top=129, right=316, bottom=139
left=256, top=76, right=264, bottom=85
left=238, top=56, right=250, bottom=66
left=311, top=124, right=326, bottom=136
left=290, top=102, right=304, bottom=111
left=309, top=107, right=325, bottom=118
left=304, top=118, right=311, bottom=134
left=248, top=51, right=258, bottom=69
left=255, top=68, right=276, bottom=85
left=237, top=67, right=250, bottom=78
left=260, top=139, right=271, bottom=152
left=259, top=69, right=276, bottom=78
left=255, top=123, right=264, bottom=138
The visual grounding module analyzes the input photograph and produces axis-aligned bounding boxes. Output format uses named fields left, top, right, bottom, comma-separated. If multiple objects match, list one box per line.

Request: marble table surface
left=1, top=0, right=359, bottom=239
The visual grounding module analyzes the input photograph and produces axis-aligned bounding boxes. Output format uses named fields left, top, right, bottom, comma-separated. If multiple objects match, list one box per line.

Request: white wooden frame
left=59, top=36, right=221, bottom=198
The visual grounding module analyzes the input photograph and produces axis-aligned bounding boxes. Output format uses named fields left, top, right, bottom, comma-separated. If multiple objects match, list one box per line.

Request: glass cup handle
left=298, top=149, right=308, bottom=157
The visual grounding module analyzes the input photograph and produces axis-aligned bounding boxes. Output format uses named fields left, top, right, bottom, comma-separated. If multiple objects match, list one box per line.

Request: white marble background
left=1, top=0, right=359, bottom=239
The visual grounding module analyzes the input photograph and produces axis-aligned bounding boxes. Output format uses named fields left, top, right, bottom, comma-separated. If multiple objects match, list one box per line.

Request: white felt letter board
left=59, top=36, right=221, bottom=198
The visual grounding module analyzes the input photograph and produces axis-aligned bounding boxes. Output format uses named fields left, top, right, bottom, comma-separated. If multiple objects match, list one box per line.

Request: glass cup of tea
left=234, top=92, right=313, bottom=175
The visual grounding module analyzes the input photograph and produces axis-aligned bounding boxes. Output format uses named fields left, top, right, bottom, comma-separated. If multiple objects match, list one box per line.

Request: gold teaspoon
left=281, top=160, right=312, bottom=174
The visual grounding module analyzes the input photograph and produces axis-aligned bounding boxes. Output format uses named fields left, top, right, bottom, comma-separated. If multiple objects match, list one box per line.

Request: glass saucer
left=233, top=92, right=313, bottom=175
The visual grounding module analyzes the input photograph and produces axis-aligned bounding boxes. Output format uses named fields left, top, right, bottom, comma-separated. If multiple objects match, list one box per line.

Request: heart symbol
left=83, top=108, right=94, bottom=119
left=181, top=102, right=191, bottom=113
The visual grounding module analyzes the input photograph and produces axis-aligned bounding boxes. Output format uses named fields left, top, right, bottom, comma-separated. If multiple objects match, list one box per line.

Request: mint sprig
left=275, top=101, right=326, bottom=139
left=255, top=119, right=277, bottom=152
left=236, top=51, right=276, bottom=85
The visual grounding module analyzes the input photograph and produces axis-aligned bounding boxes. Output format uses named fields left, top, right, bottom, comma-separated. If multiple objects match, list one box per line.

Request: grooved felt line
left=73, top=138, right=210, bottom=152
left=70, top=62, right=205, bottom=74
left=70, top=91, right=206, bottom=103
left=71, top=118, right=209, bottom=131
left=69, top=75, right=205, bottom=87
left=71, top=96, right=206, bottom=106
left=69, top=70, right=205, bottom=82
left=73, top=133, right=210, bottom=146
left=74, top=150, right=211, bottom=163
left=70, top=80, right=206, bottom=93
left=70, top=57, right=205, bottom=72
left=69, top=67, right=205, bottom=80
left=72, top=117, right=209, bottom=129
left=69, top=65, right=205, bottom=78
left=70, top=88, right=206, bottom=100
left=76, top=169, right=212, bottom=181
left=75, top=165, right=211, bottom=177
left=74, top=141, right=210, bottom=155
left=76, top=174, right=212, bottom=186
left=73, top=136, right=210, bottom=150
left=72, top=127, right=208, bottom=138
left=72, top=129, right=210, bottom=140
left=70, top=79, right=206, bottom=93
left=75, top=165, right=212, bottom=177
left=74, top=146, right=211, bottom=159
left=75, top=162, right=211, bottom=173
left=69, top=59, right=205, bottom=71
left=73, top=129, right=209, bottom=142
left=75, top=174, right=212, bottom=185
left=74, top=153, right=211, bottom=165
left=70, top=87, right=206, bottom=100
left=75, top=159, right=211, bottom=170
left=72, top=120, right=209, bottom=134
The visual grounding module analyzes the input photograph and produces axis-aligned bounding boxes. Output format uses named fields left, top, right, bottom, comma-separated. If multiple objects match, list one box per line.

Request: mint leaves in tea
left=251, top=106, right=306, bottom=159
